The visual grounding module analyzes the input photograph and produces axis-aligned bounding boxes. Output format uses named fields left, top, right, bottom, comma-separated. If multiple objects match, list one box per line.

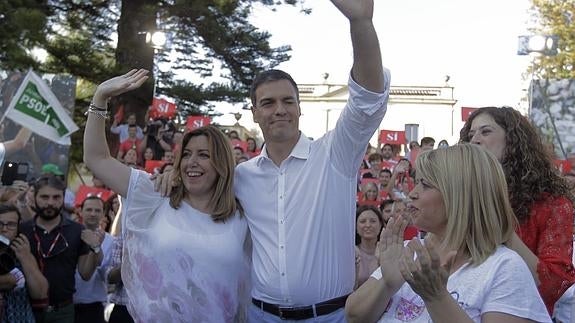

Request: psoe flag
left=2, top=70, right=79, bottom=145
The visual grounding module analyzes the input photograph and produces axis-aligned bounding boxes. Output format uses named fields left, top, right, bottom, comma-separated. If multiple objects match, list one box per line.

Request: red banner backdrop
left=149, top=97, right=177, bottom=120
left=461, top=107, right=478, bottom=122
left=74, top=185, right=114, bottom=207
left=379, top=130, right=406, bottom=145
left=145, top=160, right=166, bottom=175
left=554, top=159, right=572, bottom=175
left=186, top=116, right=211, bottom=131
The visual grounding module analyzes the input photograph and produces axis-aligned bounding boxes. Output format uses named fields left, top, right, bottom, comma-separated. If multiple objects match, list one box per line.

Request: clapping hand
left=377, top=216, right=408, bottom=292
left=399, top=235, right=457, bottom=302
left=81, top=229, right=104, bottom=249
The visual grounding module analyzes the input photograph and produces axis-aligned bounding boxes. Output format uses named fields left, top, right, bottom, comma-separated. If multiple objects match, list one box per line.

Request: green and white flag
left=1, top=69, right=78, bottom=145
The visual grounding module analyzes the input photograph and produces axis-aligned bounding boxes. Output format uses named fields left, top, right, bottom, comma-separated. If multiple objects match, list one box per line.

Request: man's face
left=128, top=127, right=137, bottom=139
left=0, top=211, right=19, bottom=241
left=252, top=80, right=301, bottom=144
left=35, top=186, right=64, bottom=220
left=381, top=146, right=393, bottom=159
left=81, top=199, right=104, bottom=230
left=162, top=151, right=174, bottom=163
left=127, top=114, right=137, bottom=125
left=379, top=171, right=391, bottom=186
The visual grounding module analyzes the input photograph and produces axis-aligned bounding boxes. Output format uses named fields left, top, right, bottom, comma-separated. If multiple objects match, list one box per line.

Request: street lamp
left=517, top=35, right=558, bottom=56
left=146, top=31, right=166, bottom=49
left=143, top=31, right=166, bottom=96
left=517, top=34, right=567, bottom=158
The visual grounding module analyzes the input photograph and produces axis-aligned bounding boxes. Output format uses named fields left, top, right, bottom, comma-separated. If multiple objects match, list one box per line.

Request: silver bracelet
left=85, top=107, right=111, bottom=119
left=89, top=103, right=108, bottom=111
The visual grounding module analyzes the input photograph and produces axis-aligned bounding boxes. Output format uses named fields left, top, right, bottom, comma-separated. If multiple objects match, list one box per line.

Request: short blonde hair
left=415, top=144, right=516, bottom=265
left=169, top=125, right=241, bottom=222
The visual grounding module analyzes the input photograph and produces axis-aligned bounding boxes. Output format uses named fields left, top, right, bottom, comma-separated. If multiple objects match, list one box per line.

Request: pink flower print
left=176, top=250, right=195, bottom=272
left=395, top=295, right=425, bottom=321
left=135, top=253, right=163, bottom=300
left=214, top=283, right=236, bottom=323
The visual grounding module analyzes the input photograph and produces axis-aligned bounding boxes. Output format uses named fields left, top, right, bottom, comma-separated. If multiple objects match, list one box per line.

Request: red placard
left=145, top=160, right=166, bottom=175
left=461, top=107, right=478, bottom=122
left=149, top=97, right=177, bottom=120
left=379, top=130, right=406, bottom=145
left=230, top=139, right=248, bottom=153
left=554, top=159, right=572, bottom=175
left=74, top=185, right=114, bottom=207
left=114, top=104, right=124, bottom=123
left=186, top=116, right=211, bottom=131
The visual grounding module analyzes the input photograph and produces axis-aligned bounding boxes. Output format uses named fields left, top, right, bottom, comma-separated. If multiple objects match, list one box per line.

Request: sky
left=213, top=0, right=534, bottom=134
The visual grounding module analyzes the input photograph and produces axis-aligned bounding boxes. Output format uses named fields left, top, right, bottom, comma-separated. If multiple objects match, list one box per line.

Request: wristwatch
left=90, top=246, right=102, bottom=254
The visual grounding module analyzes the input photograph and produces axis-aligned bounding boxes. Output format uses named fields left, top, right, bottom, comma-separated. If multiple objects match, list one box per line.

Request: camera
left=1, top=161, right=29, bottom=186
left=0, top=235, right=16, bottom=275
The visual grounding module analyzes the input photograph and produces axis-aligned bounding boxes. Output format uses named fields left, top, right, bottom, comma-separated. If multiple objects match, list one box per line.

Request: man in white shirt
left=0, top=127, right=32, bottom=167
left=236, top=0, right=390, bottom=321
left=73, top=196, right=113, bottom=323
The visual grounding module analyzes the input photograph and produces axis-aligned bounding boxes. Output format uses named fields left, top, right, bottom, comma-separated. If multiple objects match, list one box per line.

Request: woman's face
left=364, top=184, right=378, bottom=201
left=408, top=178, right=447, bottom=235
left=180, top=135, right=218, bottom=199
left=356, top=210, right=382, bottom=241
left=124, top=149, right=138, bottom=164
left=144, top=148, right=154, bottom=160
left=247, top=139, right=256, bottom=152
left=468, top=113, right=507, bottom=161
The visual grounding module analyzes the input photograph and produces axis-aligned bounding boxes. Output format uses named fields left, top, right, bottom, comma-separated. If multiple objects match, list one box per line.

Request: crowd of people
left=0, top=0, right=573, bottom=322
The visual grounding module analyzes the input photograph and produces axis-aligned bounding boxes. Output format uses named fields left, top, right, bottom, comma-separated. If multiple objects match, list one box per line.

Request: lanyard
left=33, top=226, right=63, bottom=273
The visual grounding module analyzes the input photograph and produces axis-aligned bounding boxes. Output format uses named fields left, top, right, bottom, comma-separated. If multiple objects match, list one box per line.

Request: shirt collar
left=255, top=132, right=311, bottom=167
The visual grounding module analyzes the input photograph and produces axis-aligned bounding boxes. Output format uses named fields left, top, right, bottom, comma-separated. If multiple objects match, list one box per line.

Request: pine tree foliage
left=529, top=0, right=575, bottom=79
left=0, top=0, right=307, bottom=164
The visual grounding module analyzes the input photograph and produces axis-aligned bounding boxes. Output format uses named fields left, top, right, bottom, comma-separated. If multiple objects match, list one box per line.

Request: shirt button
left=280, top=245, right=284, bottom=249
left=281, top=272, right=285, bottom=276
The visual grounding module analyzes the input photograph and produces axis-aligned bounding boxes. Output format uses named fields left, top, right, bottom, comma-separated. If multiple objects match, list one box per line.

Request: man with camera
left=0, top=204, right=48, bottom=322
left=19, top=175, right=104, bottom=323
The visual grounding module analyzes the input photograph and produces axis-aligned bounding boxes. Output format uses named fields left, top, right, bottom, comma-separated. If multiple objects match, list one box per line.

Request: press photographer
left=0, top=204, right=48, bottom=321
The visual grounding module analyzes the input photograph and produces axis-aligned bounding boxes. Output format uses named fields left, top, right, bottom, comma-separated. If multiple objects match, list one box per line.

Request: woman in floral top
left=83, top=70, right=250, bottom=322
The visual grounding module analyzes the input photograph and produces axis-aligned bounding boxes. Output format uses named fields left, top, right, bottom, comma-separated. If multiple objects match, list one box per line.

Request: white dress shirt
left=73, top=233, right=114, bottom=304
left=235, top=71, right=390, bottom=306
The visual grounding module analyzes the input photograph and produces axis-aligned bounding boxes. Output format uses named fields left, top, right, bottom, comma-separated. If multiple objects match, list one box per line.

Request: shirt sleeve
left=329, top=69, right=391, bottom=177
left=522, top=196, right=575, bottom=314
left=123, top=168, right=164, bottom=231
left=110, top=124, right=121, bottom=134
left=481, top=252, right=552, bottom=322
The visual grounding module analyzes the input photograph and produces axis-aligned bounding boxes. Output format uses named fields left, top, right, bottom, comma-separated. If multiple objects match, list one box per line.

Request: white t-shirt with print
left=371, top=246, right=552, bottom=323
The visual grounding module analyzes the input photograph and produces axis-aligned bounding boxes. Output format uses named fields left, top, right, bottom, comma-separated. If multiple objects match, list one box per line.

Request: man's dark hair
left=33, top=175, right=66, bottom=197
left=380, top=168, right=392, bottom=176
left=250, top=69, right=299, bottom=107
left=80, top=195, right=105, bottom=210
left=0, top=204, right=21, bottom=223
left=421, top=137, right=435, bottom=146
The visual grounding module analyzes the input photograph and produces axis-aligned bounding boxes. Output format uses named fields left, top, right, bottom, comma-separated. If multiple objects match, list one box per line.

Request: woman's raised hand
left=94, top=69, right=149, bottom=102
